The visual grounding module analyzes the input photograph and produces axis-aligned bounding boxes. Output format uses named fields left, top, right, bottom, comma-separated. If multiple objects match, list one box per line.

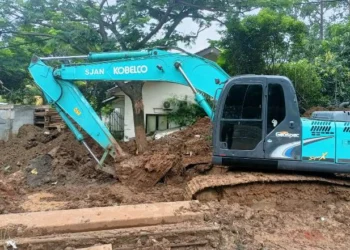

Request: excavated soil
left=0, top=118, right=213, bottom=214
left=302, top=106, right=350, bottom=117
left=2, top=118, right=350, bottom=248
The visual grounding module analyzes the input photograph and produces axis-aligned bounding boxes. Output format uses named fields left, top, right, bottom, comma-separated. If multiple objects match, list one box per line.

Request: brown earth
left=0, top=118, right=213, bottom=214
left=1, top=118, right=350, bottom=249
left=303, top=106, right=350, bottom=117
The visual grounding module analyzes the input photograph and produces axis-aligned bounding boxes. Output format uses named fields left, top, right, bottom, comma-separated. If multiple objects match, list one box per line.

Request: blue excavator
left=28, top=47, right=350, bottom=195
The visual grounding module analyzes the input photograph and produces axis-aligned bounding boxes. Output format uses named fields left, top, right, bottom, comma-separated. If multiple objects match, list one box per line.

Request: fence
left=104, top=109, right=125, bottom=140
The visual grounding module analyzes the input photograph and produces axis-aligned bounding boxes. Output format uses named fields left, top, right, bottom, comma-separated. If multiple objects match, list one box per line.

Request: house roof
left=195, top=46, right=221, bottom=61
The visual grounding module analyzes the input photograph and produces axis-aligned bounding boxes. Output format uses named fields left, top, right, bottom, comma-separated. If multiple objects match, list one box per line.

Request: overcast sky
left=175, top=18, right=223, bottom=53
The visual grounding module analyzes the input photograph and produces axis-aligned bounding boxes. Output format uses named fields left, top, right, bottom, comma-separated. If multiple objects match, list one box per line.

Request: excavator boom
left=28, top=48, right=230, bottom=169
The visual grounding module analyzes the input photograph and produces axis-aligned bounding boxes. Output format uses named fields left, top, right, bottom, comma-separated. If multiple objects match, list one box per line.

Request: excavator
left=28, top=47, right=350, bottom=198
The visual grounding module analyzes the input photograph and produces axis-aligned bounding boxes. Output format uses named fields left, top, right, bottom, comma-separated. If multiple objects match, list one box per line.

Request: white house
left=103, top=47, right=221, bottom=141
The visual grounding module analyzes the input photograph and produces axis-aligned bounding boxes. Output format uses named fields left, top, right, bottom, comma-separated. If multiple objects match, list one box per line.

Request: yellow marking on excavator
left=74, top=107, right=82, bottom=116
left=309, top=152, right=328, bottom=161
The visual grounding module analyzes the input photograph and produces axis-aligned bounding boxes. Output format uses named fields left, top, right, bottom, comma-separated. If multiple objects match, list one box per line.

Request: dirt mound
left=115, top=117, right=213, bottom=188
left=0, top=118, right=212, bottom=213
left=0, top=125, right=113, bottom=187
left=303, top=106, right=350, bottom=117
left=0, top=125, right=58, bottom=172
left=0, top=118, right=212, bottom=190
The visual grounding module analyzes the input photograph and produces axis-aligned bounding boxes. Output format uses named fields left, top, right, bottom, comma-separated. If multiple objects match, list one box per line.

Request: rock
left=26, top=155, right=54, bottom=187
left=47, top=146, right=60, bottom=158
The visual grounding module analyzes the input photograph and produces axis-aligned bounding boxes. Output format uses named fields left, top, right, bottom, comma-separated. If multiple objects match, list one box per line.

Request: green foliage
left=4, top=83, right=41, bottom=105
left=219, top=9, right=307, bottom=75
left=276, top=60, right=327, bottom=111
left=77, top=81, right=115, bottom=116
left=165, top=96, right=210, bottom=126
left=217, top=7, right=350, bottom=110
left=101, top=104, right=115, bottom=116
left=0, top=0, right=248, bottom=110
left=315, top=52, right=350, bottom=105
left=1, top=0, right=350, bottom=113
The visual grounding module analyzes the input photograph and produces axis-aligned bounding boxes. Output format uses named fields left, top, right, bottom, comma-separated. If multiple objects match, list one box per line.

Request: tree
left=218, top=9, right=307, bottom=75
left=165, top=95, right=209, bottom=126
left=277, top=60, right=326, bottom=111
left=315, top=52, right=350, bottom=106
left=307, top=20, right=350, bottom=106
left=0, top=0, right=257, bottom=153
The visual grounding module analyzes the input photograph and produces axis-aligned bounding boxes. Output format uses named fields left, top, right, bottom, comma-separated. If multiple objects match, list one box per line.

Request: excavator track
left=184, top=172, right=350, bottom=200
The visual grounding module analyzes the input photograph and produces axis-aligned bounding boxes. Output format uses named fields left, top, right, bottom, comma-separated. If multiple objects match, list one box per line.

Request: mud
left=115, top=117, right=212, bottom=188
left=2, top=118, right=350, bottom=249
left=303, top=106, right=350, bottom=117
left=0, top=118, right=212, bottom=214
left=0, top=124, right=109, bottom=185
left=196, top=182, right=350, bottom=212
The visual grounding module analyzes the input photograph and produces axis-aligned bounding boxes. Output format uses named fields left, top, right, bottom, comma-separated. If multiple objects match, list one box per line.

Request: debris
left=6, top=240, right=17, bottom=249
left=47, top=146, right=60, bottom=158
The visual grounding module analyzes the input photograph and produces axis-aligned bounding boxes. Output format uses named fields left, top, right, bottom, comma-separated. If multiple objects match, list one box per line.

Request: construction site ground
left=1, top=116, right=350, bottom=249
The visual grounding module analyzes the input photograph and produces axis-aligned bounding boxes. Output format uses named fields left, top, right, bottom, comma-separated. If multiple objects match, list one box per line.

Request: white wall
left=118, top=81, right=194, bottom=141
left=12, top=105, right=35, bottom=134
left=0, top=105, right=35, bottom=141
left=0, top=105, right=14, bottom=141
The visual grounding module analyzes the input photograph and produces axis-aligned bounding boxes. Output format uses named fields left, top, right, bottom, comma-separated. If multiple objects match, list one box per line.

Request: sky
left=174, top=9, right=260, bottom=53
left=175, top=18, right=223, bottom=53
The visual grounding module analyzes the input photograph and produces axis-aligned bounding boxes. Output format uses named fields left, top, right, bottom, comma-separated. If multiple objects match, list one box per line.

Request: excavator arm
left=28, top=48, right=230, bottom=171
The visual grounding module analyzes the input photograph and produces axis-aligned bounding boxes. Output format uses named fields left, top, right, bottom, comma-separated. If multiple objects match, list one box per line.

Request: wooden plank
left=77, top=244, right=112, bottom=250
left=0, top=201, right=203, bottom=237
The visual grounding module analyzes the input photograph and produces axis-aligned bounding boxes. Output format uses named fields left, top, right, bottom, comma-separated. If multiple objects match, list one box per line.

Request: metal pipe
left=40, top=50, right=152, bottom=62
left=88, top=50, right=150, bottom=62
left=40, top=55, right=88, bottom=61
left=82, top=140, right=101, bottom=165
left=174, top=62, right=214, bottom=119
left=174, top=62, right=198, bottom=94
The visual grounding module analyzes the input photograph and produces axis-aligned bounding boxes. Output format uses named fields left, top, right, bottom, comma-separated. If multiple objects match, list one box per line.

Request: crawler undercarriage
left=185, top=170, right=350, bottom=200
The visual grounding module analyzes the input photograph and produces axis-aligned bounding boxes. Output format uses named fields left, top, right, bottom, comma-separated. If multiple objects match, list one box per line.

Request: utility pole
left=320, top=0, right=324, bottom=40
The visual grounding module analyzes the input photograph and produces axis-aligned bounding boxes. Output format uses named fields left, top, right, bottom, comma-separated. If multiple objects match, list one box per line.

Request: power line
left=176, top=0, right=349, bottom=12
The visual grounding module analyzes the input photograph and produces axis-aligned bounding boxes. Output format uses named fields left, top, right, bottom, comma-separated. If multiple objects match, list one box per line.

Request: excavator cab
left=213, top=75, right=350, bottom=173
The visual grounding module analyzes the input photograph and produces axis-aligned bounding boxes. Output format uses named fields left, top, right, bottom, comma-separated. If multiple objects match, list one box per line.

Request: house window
left=146, top=114, right=169, bottom=134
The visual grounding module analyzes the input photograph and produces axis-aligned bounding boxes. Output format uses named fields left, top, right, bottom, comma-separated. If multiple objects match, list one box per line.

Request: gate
left=106, top=109, right=124, bottom=140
